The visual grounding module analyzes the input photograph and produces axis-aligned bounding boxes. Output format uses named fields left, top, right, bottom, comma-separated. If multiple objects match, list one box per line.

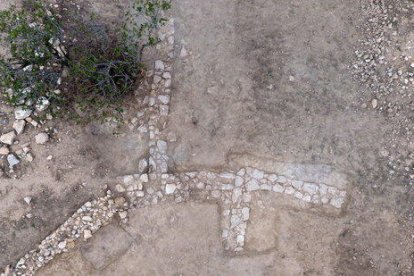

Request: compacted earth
left=1, top=0, right=414, bottom=275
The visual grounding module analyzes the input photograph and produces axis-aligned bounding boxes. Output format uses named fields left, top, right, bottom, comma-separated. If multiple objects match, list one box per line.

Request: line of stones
left=118, top=167, right=347, bottom=251
left=147, top=18, right=175, bottom=177
left=5, top=191, right=128, bottom=276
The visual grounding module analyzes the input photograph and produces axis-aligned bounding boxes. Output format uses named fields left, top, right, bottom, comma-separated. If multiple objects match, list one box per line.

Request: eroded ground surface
left=1, top=0, right=414, bottom=275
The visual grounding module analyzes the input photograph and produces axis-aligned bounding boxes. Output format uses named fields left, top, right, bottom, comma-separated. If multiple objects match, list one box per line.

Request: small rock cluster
left=6, top=191, right=127, bottom=276
left=0, top=106, right=53, bottom=174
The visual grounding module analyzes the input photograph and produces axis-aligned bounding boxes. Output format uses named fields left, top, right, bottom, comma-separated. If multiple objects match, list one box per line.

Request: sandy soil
left=1, top=0, right=413, bottom=275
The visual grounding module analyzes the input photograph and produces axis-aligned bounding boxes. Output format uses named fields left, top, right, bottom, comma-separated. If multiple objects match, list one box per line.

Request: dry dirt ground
left=1, top=0, right=414, bottom=275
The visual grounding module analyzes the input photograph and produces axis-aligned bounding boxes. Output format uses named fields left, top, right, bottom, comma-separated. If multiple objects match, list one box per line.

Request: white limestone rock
left=0, top=146, right=9, bottom=155
left=165, top=184, right=176, bottom=194
left=292, top=180, right=303, bottom=190
left=15, top=107, right=32, bottom=120
left=180, top=46, right=188, bottom=58
left=273, top=184, right=284, bottom=193
left=158, top=95, right=170, bottom=104
left=0, top=131, right=16, bottom=145
left=7, top=154, right=20, bottom=167
left=235, top=176, right=244, bottom=187
left=24, top=197, right=32, bottom=205
left=35, top=132, right=49, bottom=145
left=330, top=194, right=345, bottom=209
left=35, top=97, right=50, bottom=112
left=13, top=120, right=26, bottom=135
left=303, top=183, right=319, bottom=195
left=241, top=207, right=250, bottom=221
left=83, top=230, right=92, bottom=240
left=155, top=60, right=165, bottom=71
left=250, top=169, right=264, bottom=179
left=284, top=186, right=295, bottom=195
left=246, top=179, right=260, bottom=191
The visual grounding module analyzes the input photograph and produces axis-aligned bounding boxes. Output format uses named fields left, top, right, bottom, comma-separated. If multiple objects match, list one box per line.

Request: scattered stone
left=25, top=153, right=34, bottom=162
left=241, top=207, right=250, bottom=221
left=165, top=183, right=176, bottom=194
left=13, top=120, right=26, bottom=135
left=15, top=107, right=32, bottom=120
left=7, top=154, right=20, bottom=167
left=155, top=60, right=165, bottom=71
left=246, top=179, right=260, bottom=191
left=82, top=216, right=93, bottom=222
left=273, top=184, right=284, bottom=193
left=158, top=95, right=170, bottom=104
left=119, top=211, right=128, bottom=219
left=138, top=158, right=148, bottom=173
left=123, top=175, right=134, bottom=184
left=235, top=176, right=244, bottom=186
left=302, top=183, right=319, bottom=195
left=330, top=195, right=345, bottom=209
left=58, top=241, right=66, bottom=250
left=180, top=46, right=188, bottom=58
left=153, top=75, right=162, bottom=84
left=371, top=99, right=378, bottom=109
left=139, top=174, right=149, bottom=183
left=0, top=131, right=16, bottom=145
left=24, top=197, right=32, bottom=205
left=162, top=72, right=171, bottom=79
left=84, top=230, right=93, bottom=240
left=35, top=132, right=49, bottom=144
left=0, top=146, right=9, bottom=155
left=250, top=169, right=264, bottom=179
left=35, top=97, right=50, bottom=112
left=114, top=197, right=126, bottom=207
left=116, top=184, right=126, bottom=193
left=292, top=180, right=303, bottom=189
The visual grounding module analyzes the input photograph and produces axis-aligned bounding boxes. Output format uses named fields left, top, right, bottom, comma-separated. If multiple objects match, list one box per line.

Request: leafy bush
left=0, top=0, right=171, bottom=121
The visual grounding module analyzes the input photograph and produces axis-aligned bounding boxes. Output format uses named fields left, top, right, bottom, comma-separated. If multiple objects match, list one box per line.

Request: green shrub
left=0, top=0, right=171, bottom=121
